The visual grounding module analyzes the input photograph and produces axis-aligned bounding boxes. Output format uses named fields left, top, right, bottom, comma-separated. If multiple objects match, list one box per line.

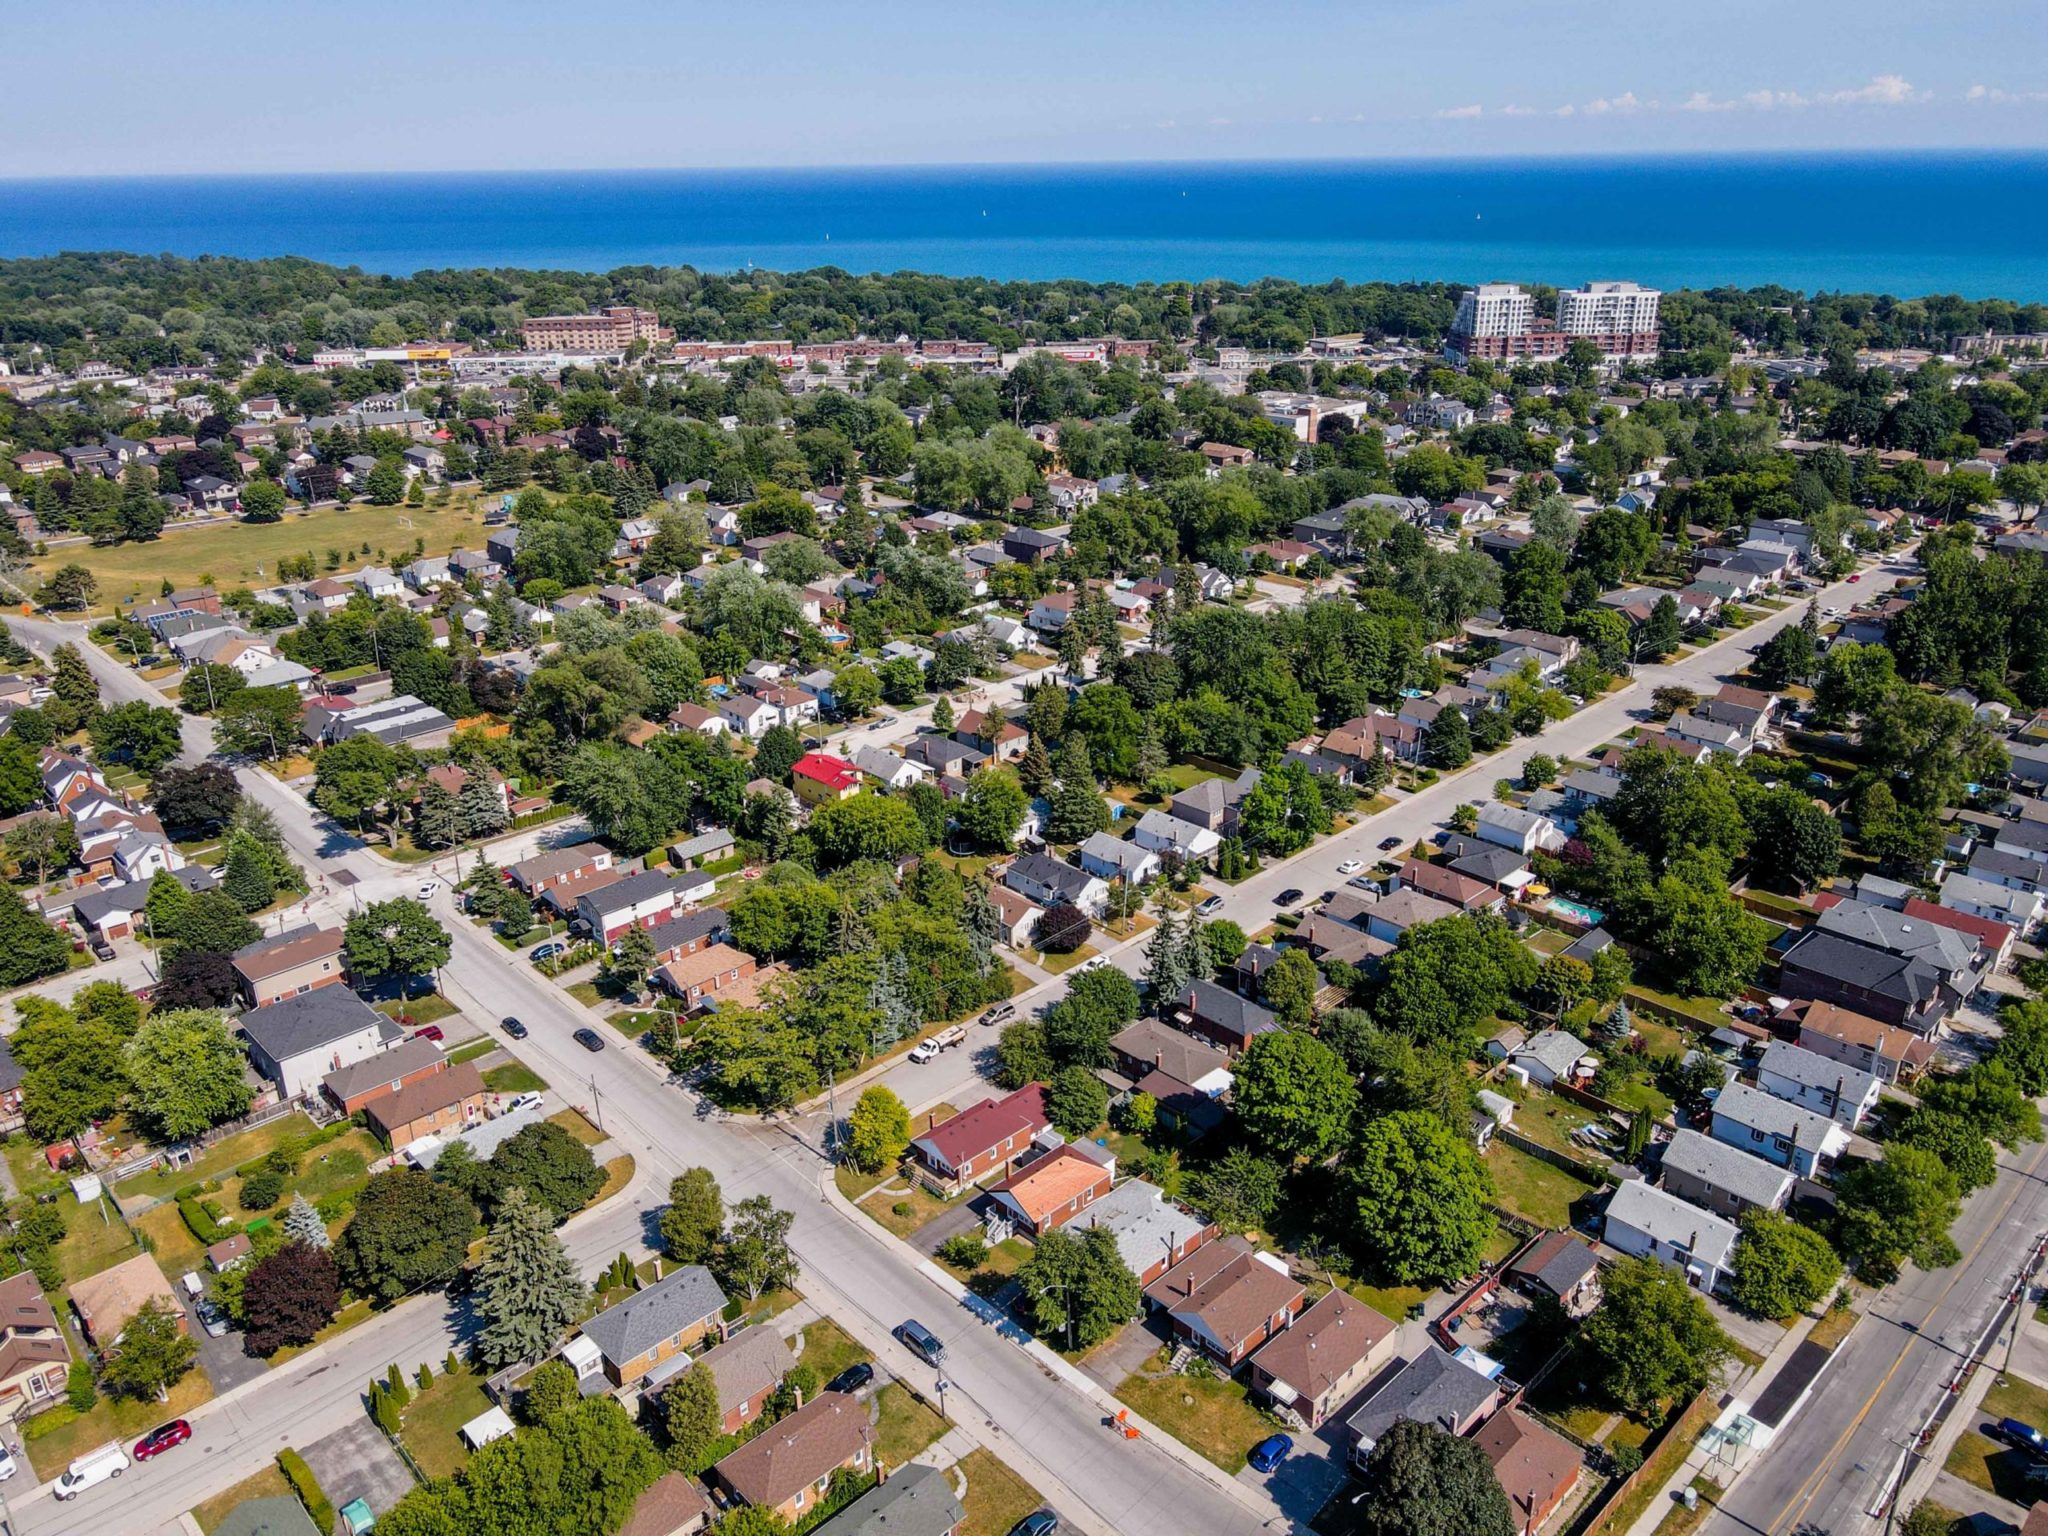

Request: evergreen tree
left=1047, top=734, right=1110, bottom=843
left=931, top=695, right=955, bottom=734
left=1143, top=906, right=1191, bottom=1002
left=963, top=883, right=1001, bottom=975
left=1057, top=619, right=1089, bottom=681
left=284, top=1193, right=330, bottom=1248
left=1136, top=718, right=1171, bottom=798
left=458, top=773, right=509, bottom=839
left=868, top=951, right=918, bottom=1046
left=0, top=887, right=70, bottom=987
left=49, top=644, right=98, bottom=711
left=1017, top=733, right=1054, bottom=797
left=473, top=1187, right=587, bottom=1369
left=222, top=831, right=278, bottom=913
left=415, top=781, right=463, bottom=849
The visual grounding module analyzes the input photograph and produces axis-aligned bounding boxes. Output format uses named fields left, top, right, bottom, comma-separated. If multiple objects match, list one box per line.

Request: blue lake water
left=1, top=153, right=2045, bottom=297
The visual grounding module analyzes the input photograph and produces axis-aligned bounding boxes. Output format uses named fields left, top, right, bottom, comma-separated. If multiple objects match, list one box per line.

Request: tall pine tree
left=283, top=1193, right=330, bottom=1248
left=473, top=1187, right=586, bottom=1369
left=1144, top=906, right=1190, bottom=1002
left=457, top=773, right=508, bottom=839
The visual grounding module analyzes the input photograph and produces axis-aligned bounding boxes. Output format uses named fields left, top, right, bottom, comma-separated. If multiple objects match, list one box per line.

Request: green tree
left=1639, top=594, right=1682, bottom=660
left=334, top=1169, right=478, bottom=1302
left=0, top=887, right=71, bottom=987
left=222, top=830, right=279, bottom=912
left=521, top=1359, right=580, bottom=1425
left=344, top=897, right=452, bottom=997
left=1578, top=1256, right=1732, bottom=1417
left=1232, top=1030, right=1356, bottom=1163
left=215, top=686, right=304, bottom=758
left=1045, top=1065, right=1108, bottom=1138
left=1994, top=997, right=2048, bottom=1095
left=1918, top=1061, right=2043, bottom=1148
left=956, top=767, right=1029, bottom=851
left=50, top=643, right=98, bottom=709
left=165, top=887, right=262, bottom=961
left=1744, top=786, right=1840, bottom=891
left=714, top=1195, right=799, bottom=1303
left=414, top=780, right=463, bottom=850
left=122, top=1008, right=252, bottom=1141
left=1728, top=1210, right=1841, bottom=1320
left=1423, top=707, right=1471, bottom=769
left=240, top=478, right=287, bottom=522
left=1348, top=1111, right=1493, bottom=1286
left=101, top=1299, right=198, bottom=1402
left=0, top=737, right=44, bottom=817
left=473, top=1187, right=587, bottom=1369
left=1355, top=1419, right=1515, bottom=1536
left=179, top=661, right=247, bottom=715
left=845, top=1085, right=911, bottom=1173
left=242, top=1240, right=341, bottom=1355
left=660, top=1363, right=724, bottom=1471
left=483, top=1122, right=602, bottom=1224
left=1894, top=1107, right=1997, bottom=1192
left=1015, top=1225, right=1141, bottom=1351
left=1189, top=1146, right=1284, bottom=1233
left=995, top=1020, right=1055, bottom=1089
left=88, top=701, right=183, bottom=773
left=1259, top=947, right=1320, bottom=1029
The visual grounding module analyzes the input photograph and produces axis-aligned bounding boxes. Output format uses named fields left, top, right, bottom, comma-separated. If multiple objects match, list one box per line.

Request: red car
left=134, top=1419, right=190, bottom=1460
left=413, top=1024, right=445, bottom=1042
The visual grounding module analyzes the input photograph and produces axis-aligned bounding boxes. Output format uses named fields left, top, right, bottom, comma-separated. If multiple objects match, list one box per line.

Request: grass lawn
left=1984, top=1372, right=2048, bottom=1427
left=1627, top=1013, right=1691, bottom=1059
left=483, top=1062, right=546, bottom=1094
left=792, top=1317, right=871, bottom=1387
left=190, top=1463, right=295, bottom=1534
left=1348, top=1276, right=1429, bottom=1324
left=267, top=1297, right=374, bottom=1367
left=134, top=1199, right=208, bottom=1276
left=1807, top=1302, right=1859, bottom=1353
left=872, top=1382, right=950, bottom=1467
left=1586, top=1393, right=1718, bottom=1536
left=53, top=1192, right=144, bottom=1285
left=25, top=1368, right=214, bottom=1481
left=377, top=993, right=459, bottom=1026
left=4, top=1136, right=58, bottom=1195
left=834, top=1163, right=893, bottom=1202
left=591, top=1155, right=634, bottom=1207
left=447, top=1039, right=501, bottom=1066
left=1651, top=1476, right=1725, bottom=1536
left=1501, top=1091, right=1606, bottom=1162
left=1486, top=1143, right=1598, bottom=1230
left=1943, top=1429, right=2029, bottom=1502
left=548, top=1108, right=605, bottom=1146
left=122, top=1113, right=320, bottom=1203
left=1115, top=1351, right=1276, bottom=1474
left=1624, top=985, right=1729, bottom=1033
left=956, top=1449, right=1045, bottom=1536
left=1525, top=929, right=1572, bottom=957
left=859, top=1183, right=955, bottom=1240
left=1601, top=1072, right=1675, bottom=1122
left=1032, top=945, right=1098, bottom=976
left=564, top=981, right=604, bottom=1007
left=35, top=498, right=493, bottom=614
left=400, top=1366, right=495, bottom=1479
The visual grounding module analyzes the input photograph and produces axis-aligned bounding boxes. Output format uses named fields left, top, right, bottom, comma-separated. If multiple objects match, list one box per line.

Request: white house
left=1709, top=1081, right=1852, bottom=1178
left=239, top=989, right=405, bottom=1099
left=1475, top=801, right=1567, bottom=854
left=1131, top=809, right=1222, bottom=863
left=1755, top=1040, right=1882, bottom=1132
left=1602, top=1179, right=1739, bottom=1294
left=1508, top=1028, right=1593, bottom=1089
left=1078, top=832, right=1161, bottom=887
left=1939, top=871, right=2043, bottom=930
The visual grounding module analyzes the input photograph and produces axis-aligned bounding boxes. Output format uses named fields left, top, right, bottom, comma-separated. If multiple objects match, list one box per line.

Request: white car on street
left=1336, top=859, right=1362, bottom=876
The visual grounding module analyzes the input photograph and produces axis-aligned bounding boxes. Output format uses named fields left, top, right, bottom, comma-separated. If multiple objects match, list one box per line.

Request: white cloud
left=1434, top=104, right=1484, bottom=120
left=1819, top=73, right=1925, bottom=106
left=1500, top=103, right=1576, bottom=119
left=1582, top=92, right=1650, bottom=116
left=1206, top=116, right=1232, bottom=127
left=1968, top=84, right=2048, bottom=104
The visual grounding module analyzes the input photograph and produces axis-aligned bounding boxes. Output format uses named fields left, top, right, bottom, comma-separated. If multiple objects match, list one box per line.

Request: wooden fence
left=1496, top=1126, right=1611, bottom=1186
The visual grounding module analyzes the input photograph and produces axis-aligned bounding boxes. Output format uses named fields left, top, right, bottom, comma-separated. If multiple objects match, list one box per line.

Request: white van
left=55, top=1442, right=129, bottom=1499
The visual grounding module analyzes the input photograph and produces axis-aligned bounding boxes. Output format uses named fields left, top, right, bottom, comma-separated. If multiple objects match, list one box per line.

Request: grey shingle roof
left=240, top=987, right=395, bottom=1062
left=1344, top=1349, right=1499, bottom=1449
left=808, top=1463, right=962, bottom=1536
left=580, top=1265, right=728, bottom=1368
left=1660, top=1128, right=1793, bottom=1209
left=1711, top=1081, right=1843, bottom=1149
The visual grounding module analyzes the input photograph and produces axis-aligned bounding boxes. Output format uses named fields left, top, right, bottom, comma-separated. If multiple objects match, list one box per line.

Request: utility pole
left=587, top=1074, right=604, bottom=1133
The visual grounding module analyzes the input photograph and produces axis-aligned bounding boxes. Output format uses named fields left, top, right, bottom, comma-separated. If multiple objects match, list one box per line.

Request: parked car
left=573, top=1028, right=605, bottom=1052
left=1195, top=895, right=1225, bottom=917
left=977, top=1004, right=1017, bottom=1027
left=89, top=937, right=115, bottom=962
left=0, top=1443, right=18, bottom=1481
left=1995, top=1419, right=2048, bottom=1457
left=893, top=1319, right=945, bottom=1365
left=1009, top=1513, right=1059, bottom=1536
left=910, top=1025, right=967, bottom=1063
left=501, top=1017, right=528, bottom=1039
left=1274, top=888, right=1304, bottom=908
left=54, top=1443, right=129, bottom=1499
left=1247, top=1433, right=1293, bottom=1473
left=505, top=1092, right=544, bottom=1115
left=195, top=1299, right=229, bottom=1338
left=826, top=1362, right=874, bottom=1395
left=133, top=1421, right=191, bottom=1461
left=1336, top=859, right=1362, bottom=875
left=412, top=1024, right=444, bottom=1042
left=531, top=942, right=566, bottom=962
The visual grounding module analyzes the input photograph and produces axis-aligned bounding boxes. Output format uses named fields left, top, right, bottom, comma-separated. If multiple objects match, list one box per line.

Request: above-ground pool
left=1545, top=897, right=1605, bottom=926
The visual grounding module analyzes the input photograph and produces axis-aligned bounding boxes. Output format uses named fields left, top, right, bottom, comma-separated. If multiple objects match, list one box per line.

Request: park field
left=34, top=496, right=495, bottom=614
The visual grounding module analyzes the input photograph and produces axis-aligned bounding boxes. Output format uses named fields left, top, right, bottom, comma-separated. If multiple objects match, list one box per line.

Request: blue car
left=1248, top=1433, right=1293, bottom=1474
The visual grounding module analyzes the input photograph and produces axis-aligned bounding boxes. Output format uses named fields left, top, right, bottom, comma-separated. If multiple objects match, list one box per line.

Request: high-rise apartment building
left=520, top=305, right=669, bottom=353
left=1556, top=282, right=1661, bottom=358
left=1447, top=280, right=1661, bottom=361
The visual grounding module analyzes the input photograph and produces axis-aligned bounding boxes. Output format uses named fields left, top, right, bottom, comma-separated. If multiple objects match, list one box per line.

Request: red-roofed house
left=788, top=753, right=863, bottom=808
left=909, top=1084, right=1050, bottom=1195
left=1900, top=896, right=2016, bottom=972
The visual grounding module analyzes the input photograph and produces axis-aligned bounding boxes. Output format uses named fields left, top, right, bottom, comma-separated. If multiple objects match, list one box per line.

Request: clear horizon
left=6, top=0, right=2044, bottom=178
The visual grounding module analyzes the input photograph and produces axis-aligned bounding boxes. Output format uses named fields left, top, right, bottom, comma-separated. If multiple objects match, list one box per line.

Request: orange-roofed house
left=653, top=942, right=759, bottom=1011
left=69, top=1254, right=184, bottom=1348
left=987, top=1144, right=1114, bottom=1236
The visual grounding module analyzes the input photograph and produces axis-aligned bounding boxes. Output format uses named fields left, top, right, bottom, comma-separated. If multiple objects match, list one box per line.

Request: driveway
left=185, top=1296, right=269, bottom=1395
left=298, top=1418, right=415, bottom=1519
left=1240, top=1420, right=1351, bottom=1527
left=1080, top=1314, right=1170, bottom=1391
left=911, top=1193, right=987, bottom=1257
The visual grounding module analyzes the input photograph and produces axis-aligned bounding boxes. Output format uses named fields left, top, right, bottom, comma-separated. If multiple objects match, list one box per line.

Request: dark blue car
left=1248, top=1433, right=1293, bottom=1473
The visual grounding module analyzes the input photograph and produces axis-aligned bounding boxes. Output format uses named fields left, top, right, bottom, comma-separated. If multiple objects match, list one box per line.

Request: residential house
left=1709, top=1082, right=1852, bottom=1180
left=1109, top=1019, right=1233, bottom=1098
left=1002, top=527, right=1066, bottom=565
left=1658, top=1128, right=1794, bottom=1218
left=687, top=1325, right=797, bottom=1436
left=908, top=1084, right=1052, bottom=1194
left=1755, top=1040, right=1881, bottom=1131
left=509, top=844, right=616, bottom=897
left=1395, top=859, right=1502, bottom=913
left=668, top=829, right=736, bottom=872
left=1344, top=1349, right=1501, bottom=1464
left=1001, top=853, right=1107, bottom=916
left=1786, top=999, right=1936, bottom=1086
left=1509, top=1029, right=1593, bottom=1089
left=1071, top=1179, right=1217, bottom=1287
left=708, top=1393, right=873, bottom=1526
left=578, top=1265, right=729, bottom=1387
left=1602, top=1179, right=1739, bottom=1293
left=1478, top=1409, right=1584, bottom=1536
left=643, top=907, right=732, bottom=967
left=1939, top=871, right=2042, bottom=931
left=849, top=746, right=922, bottom=790
left=231, top=924, right=346, bottom=1009
left=789, top=753, right=864, bottom=807
left=617, top=1475, right=713, bottom=1536
left=654, top=943, right=759, bottom=1010
left=364, top=1061, right=487, bottom=1148
left=1359, top=888, right=1463, bottom=946
left=1476, top=801, right=1566, bottom=854
left=1143, top=1237, right=1305, bottom=1366
left=1505, top=1232, right=1602, bottom=1317
left=987, top=1144, right=1115, bottom=1236
left=1776, top=929, right=1951, bottom=1034
left=320, top=1036, right=452, bottom=1116
left=807, top=1464, right=961, bottom=1536
left=68, top=1254, right=186, bottom=1348
left=1246, top=1289, right=1397, bottom=1430
left=1026, top=592, right=1076, bottom=634
left=0, top=1039, right=22, bottom=1137
left=1077, top=832, right=1160, bottom=887
left=1172, top=979, right=1282, bottom=1055
left=669, top=703, right=731, bottom=739
left=986, top=885, right=1043, bottom=950
left=576, top=870, right=682, bottom=945
left=0, top=1272, right=70, bottom=1418
left=239, top=988, right=404, bottom=1099
left=1165, top=770, right=1263, bottom=838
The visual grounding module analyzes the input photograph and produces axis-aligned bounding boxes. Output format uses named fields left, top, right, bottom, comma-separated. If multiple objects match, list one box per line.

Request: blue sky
left=7, top=0, right=2045, bottom=176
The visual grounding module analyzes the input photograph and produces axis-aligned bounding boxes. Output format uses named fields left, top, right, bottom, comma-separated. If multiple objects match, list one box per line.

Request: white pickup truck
left=909, top=1025, right=968, bottom=1063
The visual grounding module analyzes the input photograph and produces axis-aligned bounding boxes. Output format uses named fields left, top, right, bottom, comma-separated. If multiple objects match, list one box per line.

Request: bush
left=277, top=1449, right=334, bottom=1535
left=178, top=1195, right=237, bottom=1245
left=65, top=1361, right=96, bottom=1413
left=239, top=1167, right=286, bottom=1210
left=21, top=1405, right=79, bottom=1441
left=936, top=1233, right=988, bottom=1270
left=314, top=1190, right=359, bottom=1223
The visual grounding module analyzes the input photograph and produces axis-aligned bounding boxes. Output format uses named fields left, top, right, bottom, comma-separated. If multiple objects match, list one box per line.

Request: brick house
left=987, top=1145, right=1114, bottom=1237
left=685, top=1325, right=796, bottom=1436
left=578, top=1265, right=729, bottom=1387
left=653, top=942, right=759, bottom=1010
left=509, top=844, right=616, bottom=897
left=1142, top=1237, right=1304, bottom=1366
left=908, top=1084, right=1050, bottom=1195
left=231, top=924, right=347, bottom=1009
left=1246, top=1289, right=1396, bottom=1429
left=708, top=1393, right=873, bottom=1526
left=320, top=1036, right=451, bottom=1116
left=363, top=1060, right=487, bottom=1147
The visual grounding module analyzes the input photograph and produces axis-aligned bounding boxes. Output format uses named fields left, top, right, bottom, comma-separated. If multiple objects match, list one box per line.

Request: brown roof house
left=1477, top=1408, right=1584, bottom=1536
left=321, top=1035, right=450, bottom=1115
left=1246, top=1289, right=1397, bottom=1429
left=685, top=1323, right=797, bottom=1435
left=1142, top=1237, right=1305, bottom=1366
left=653, top=943, right=759, bottom=1012
left=231, top=924, right=346, bottom=1008
left=0, top=1272, right=70, bottom=1418
left=617, top=1472, right=714, bottom=1536
left=909, top=1084, right=1050, bottom=1196
left=363, top=1060, right=486, bottom=1148
left=1506, top=1232, right=1602, bottom=1318
left=579, top=1265, right=729, bottom=1387
left=69, top=1254, right=185, bottom=1348
left=708, top=1392, right=874, bottom=1525
left=987, top=1144, right=1115, bottom=1237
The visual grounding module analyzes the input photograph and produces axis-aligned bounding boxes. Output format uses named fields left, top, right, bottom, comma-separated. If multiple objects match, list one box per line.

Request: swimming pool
left=1545, top=897, right=1605, bottom=926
